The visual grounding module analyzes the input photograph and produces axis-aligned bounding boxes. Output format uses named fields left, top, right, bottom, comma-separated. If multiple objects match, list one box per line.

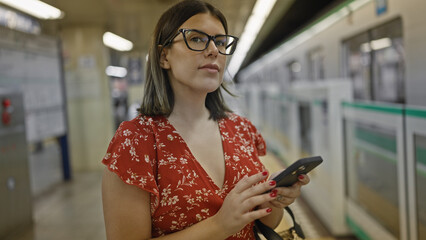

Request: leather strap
left=254, top=207, right=305, bottom=239
left=283, top=207, right=305, bottom=239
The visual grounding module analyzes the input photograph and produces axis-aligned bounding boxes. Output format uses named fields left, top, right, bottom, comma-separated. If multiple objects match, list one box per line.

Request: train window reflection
left=287, top=60, right=301, bottom=82
left=343, top=17, right=404, bottom=104
left=344, top=120, right=399, bottom=238
left=308, top=47, right=325, bottom=81
left=371, top=18, right=405, bottom=103
left=343, top=32, right=371, bottom=100
left=298, top=102, right=311, bottom=156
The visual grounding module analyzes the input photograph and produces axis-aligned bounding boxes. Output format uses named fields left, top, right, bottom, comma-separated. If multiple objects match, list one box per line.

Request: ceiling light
left=103, top=32, right=133, bottom=52
left=226, top=0, right=277, bottom=79
left=106, top=66, right=128, bottom=78
left=360, top=42, right=371, bottom=52
left=0, top=0, right=64, bottom=20
left=370, top=38, right=392, bottom=50
left=360, top=38, right=392, bottom=52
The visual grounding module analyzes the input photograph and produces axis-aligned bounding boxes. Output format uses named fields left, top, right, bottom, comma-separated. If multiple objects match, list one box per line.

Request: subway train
left=234, top=0, right=426, bottom=240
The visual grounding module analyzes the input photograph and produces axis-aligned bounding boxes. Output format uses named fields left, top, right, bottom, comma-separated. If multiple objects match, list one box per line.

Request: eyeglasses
left=164, top=29, right=239, bottom=55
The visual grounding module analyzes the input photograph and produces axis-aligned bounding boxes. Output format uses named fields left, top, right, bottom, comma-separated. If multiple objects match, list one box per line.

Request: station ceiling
left=241, top=0, right=344, bottom=69
left=38, top=0, right=342, bottom=71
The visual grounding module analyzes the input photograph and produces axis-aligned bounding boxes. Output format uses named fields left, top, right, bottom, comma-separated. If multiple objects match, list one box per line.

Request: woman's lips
left=199, top=64, right=220, bottom=73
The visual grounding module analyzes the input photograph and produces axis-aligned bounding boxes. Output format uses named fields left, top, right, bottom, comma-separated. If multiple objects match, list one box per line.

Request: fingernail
left=272, top=189, right=278, bottom=194
left=270, top=191, right=277, bottom=197
left=262, top=171, right=268, bottom=176
left=269, top=180, right=276, bottom=186
left=266, top=208, right=272, bottom=213
left=298, top=175, right=304, bottom=180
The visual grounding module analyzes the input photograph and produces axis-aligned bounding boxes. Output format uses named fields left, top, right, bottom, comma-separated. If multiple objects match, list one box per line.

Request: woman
left=102, top=1, right=310, bottom=239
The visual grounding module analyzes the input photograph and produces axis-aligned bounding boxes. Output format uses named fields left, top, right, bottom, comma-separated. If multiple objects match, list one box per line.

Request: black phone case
left=272, top=156, right=323, bottom=187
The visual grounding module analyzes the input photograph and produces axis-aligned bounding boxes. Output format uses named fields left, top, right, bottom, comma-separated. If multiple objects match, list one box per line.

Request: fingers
left=269, top=190, right=298, bottom=208
left=229, top=171, right=278, bottom=214
left=240, top=189, right=278, bottom=213
left=213, top=171, right=277, bottom=234
left=297, top=174, right=310, bottom=185
left=268, top=174, right=310, bottom=207
left=229, top=172, right=310, bottom=222
left=271, top=194, right=295, bottom=207
left=244, top=207, right=273, bottom=222
left=232, top=171, right=273, bottom=194
left=274, top=183, right=301, bottom=199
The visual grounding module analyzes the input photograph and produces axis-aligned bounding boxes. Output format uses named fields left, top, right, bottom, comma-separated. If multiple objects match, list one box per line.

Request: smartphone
left=272, top=156, right=323, bottom=187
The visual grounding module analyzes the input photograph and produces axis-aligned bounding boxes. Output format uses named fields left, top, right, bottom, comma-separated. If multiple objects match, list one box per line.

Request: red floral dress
left=102, top=113, right=267, bottom=239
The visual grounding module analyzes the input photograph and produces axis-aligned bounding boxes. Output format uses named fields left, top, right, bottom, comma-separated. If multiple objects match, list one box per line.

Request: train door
left=343, top=103, right=407, bottom=240
left=406, top=107, right=426, bottom=240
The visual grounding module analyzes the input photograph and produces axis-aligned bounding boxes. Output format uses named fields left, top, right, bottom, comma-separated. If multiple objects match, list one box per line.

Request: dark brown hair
left=138, top=0, right=234, bottom=120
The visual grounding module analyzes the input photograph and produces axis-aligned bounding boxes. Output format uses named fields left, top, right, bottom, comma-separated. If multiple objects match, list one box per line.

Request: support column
left=60, top=26, right=114, bottom=171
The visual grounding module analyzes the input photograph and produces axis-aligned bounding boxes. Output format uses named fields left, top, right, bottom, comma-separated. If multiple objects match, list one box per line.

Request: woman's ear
left=158, top=46, right=170, bottom=69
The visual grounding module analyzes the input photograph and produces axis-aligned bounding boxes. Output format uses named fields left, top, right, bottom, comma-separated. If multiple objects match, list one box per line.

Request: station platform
left=4, top=153, right=357, bottom=240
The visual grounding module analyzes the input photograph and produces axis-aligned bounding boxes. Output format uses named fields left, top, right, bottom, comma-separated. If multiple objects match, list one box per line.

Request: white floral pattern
left=102, top=113, right=266, bottom=239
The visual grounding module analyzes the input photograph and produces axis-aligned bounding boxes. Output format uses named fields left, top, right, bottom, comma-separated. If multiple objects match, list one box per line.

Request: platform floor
left=4, top=153, right=357, bottom=240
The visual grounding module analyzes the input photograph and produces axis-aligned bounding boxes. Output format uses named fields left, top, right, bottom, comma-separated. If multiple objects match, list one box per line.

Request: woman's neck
left=169, top=93, right=211, bottom=125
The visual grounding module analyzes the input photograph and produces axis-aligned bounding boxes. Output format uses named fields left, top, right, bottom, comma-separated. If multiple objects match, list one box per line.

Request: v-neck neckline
left=162, top=116, right=227, bottom=191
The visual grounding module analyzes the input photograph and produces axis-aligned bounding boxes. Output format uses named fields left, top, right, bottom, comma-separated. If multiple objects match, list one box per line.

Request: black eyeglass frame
left=163, top=28, right=239, bottom=55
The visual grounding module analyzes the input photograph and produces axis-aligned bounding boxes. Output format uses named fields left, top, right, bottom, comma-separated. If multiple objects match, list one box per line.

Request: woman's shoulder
left=116, top=115, right=147, bottom=133
left=115, top=115, right=166, bottom=137
left=223, top=112, right=252, bottom=125
left=223, top=112, right=261, bottom=134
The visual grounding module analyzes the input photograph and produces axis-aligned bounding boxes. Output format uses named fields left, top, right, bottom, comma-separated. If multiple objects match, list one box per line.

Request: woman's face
left=161, top=13, right=227, bottom=97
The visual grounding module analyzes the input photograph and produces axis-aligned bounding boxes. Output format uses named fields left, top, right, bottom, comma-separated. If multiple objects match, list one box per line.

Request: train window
left=343, top=32, right=372, bottom=100
left=279, top=102, right=290, bottom=136
left=298, top=102, right=312, bottom=156
left=371, top=18, right=405, bottom=103
left=343, top=17, right=404, bottom=103
left=287, top=60, right=302, bottom=82
left=260, top=90, right=267, bottom=126
left=307, top=47, right=325, bottom=81
left=244, top=90, right=251, bottom=116
left=344, top=121, right=400, bottom=238
left=414, top=134, right=426, bottom=239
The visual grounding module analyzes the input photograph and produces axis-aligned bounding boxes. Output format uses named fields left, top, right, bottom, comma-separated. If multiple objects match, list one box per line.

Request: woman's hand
left=260, top=173, right=310, bottom=209
left=211, top=171, right=278, bottom=236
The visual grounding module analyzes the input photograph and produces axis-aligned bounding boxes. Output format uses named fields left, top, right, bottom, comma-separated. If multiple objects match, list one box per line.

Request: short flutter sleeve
left=244, top=118, right=267, bottom=156
left=102, top=119, right=160, bottom=203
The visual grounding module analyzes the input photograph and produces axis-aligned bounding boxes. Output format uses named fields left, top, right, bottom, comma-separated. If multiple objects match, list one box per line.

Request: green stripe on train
left=356, top=127, right=397, bottom=153
left=417, top=168, right=426, bottom=179
left=415, top=146, right=426, bottom=173
left=406, top=108, right=426, bottom=119
left=346, top=216, right=371, bottom=240
left=355, top=144, right=397, bottom=164
left=342, top=102, right=403, bottom=115
left=416, top=146, right=426, bottom=166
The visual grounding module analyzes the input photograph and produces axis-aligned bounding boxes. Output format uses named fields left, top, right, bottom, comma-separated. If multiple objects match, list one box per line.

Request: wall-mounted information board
left=0, top=26, right=66, bottom=142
